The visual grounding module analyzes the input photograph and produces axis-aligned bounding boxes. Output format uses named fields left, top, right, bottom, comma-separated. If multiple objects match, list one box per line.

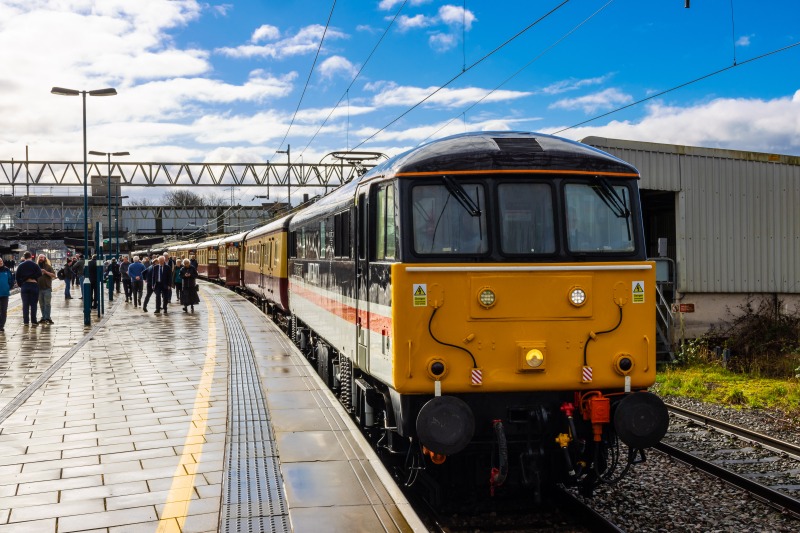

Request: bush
left=710, top=295, right=800, bottom=378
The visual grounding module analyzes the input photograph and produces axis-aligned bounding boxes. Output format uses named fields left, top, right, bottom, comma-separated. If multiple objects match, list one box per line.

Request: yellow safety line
left=157, top=294, right=217, bottom=532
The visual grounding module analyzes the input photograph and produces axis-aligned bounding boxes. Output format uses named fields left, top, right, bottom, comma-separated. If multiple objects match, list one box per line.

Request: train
left=155, top=132, right=670, bottom=501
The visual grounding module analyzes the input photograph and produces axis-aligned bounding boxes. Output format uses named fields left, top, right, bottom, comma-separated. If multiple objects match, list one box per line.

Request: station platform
left=0, top=281, right=425, bottom=532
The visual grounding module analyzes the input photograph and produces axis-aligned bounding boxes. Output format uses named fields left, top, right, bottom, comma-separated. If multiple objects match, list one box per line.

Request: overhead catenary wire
left=273, top=0, right=338, bottom=157
left=352, top=0, right=572, bottom=150
left=419, top=0, right=615, bottom=146
left=554, top=39, right=800, bottom=134
left=299, top=0, right=409, bottom=159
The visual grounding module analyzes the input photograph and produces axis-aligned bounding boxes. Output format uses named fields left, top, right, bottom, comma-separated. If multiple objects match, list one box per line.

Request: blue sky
left=0, top=0, right=798, bottom=203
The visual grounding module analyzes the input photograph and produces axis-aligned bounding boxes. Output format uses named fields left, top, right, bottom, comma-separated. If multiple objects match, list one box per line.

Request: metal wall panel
left=583, top=137, right=800, bottom=295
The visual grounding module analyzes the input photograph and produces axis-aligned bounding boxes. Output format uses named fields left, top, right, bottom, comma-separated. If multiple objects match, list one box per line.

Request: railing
left=654, top=283, right=675, bottom=361
left=651, top=257, right=677, bottom=362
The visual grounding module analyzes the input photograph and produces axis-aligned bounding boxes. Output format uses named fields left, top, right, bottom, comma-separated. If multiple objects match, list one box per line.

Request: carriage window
left=334, top=211, right=351, bottom=258
left=412, top=183, right=487, bottom=255
left=319, top=220, right=326, bottom=259
left=565, top=182, right=635, bottom=253
left=498, top=183, right=555, bottom=254
left=375, top=183, right=397, bottom=260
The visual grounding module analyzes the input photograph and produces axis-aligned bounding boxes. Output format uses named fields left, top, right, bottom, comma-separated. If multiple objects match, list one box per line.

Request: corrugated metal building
left=583, top=137, right=800, bottom=338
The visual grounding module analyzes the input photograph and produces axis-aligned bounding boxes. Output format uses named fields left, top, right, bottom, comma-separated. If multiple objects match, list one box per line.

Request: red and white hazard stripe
left=471, top=368, right=483, bottom=386
left=582, top=366, right=593, bottom=383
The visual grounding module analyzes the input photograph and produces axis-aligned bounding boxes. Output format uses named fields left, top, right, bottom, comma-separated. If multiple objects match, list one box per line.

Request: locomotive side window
left=565, top=182, right=635, bottom=253
left=289, top=231, right=298, bottom=258
left=334, top=211, right=351, bottom=258
left=375, top=183, right=397, bottom=260
left=498, top=183, right=555, bottom=254
left=412, top=182, right=487, bottom=255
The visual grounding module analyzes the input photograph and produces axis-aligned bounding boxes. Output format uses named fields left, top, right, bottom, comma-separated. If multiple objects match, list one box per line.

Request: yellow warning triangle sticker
left=633, top=283, right=643, bottom=292
left=414, top=286, right=426, bottom=296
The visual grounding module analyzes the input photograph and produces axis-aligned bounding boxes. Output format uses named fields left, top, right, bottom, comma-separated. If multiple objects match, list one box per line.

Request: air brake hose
left=489, top=420, right=508, bottom=496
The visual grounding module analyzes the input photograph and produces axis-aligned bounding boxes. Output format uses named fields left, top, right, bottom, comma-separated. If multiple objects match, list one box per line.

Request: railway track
left=658, top=402, right=800, bottom=518
left=409, top=484, right=623, bottom=532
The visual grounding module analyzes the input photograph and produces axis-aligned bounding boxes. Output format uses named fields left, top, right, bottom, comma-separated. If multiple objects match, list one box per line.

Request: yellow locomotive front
left=366, top=133, right=668, bottom=498
left=392, top=260, right=656, bottom=394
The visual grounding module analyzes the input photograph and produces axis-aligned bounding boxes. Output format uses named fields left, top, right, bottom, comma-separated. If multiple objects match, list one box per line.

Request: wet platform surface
left=0, top=281, right=424, bottom=532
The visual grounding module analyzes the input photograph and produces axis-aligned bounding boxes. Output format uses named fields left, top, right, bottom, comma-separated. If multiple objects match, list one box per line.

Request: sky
left=0, top=0, right=798, bottom=205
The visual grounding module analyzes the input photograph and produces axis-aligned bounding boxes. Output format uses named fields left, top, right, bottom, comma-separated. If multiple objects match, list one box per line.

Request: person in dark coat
left=111, top=258, right=121, bottom=294
left=179, top=258, right=200, bottom=312
left=141, top=257, right=154, bottom=312
left=16, top=251, right=42, bottom=325
left=88, top=255, right=99, bottom=309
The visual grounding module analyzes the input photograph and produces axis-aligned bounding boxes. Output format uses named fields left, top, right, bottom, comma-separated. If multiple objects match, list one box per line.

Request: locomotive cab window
left=412, top=181, right=486, bottom=255
left=498, top=183, right=555, bottom=254
left=375, top=183, right=397, bottom=260
left=565, top=181, right=635, bottom=253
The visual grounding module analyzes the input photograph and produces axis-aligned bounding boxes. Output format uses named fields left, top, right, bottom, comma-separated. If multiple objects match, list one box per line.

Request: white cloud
left=318, top=56, right=358, bottom=80
left=736, top=34, right=753, bottom=47
left=395, top=14, right=433, bottom=31
left=251, top=24, right=280, bottom=43
left=549, top=88, right=633, bottom=114
left=212, top=3, right=233, bottom=17
left=216, top=24, right=348, bottom=59
left=550, top=91, right=800, bottom=155
left=378, top=0, right=432, bottom=10
left=429, top=33, right=457, bottom=52
left=542, top=75, right=613, bottom=95
left=438, top=5, right=476, bottom=31
left=371, top=83, right=532, bottom=108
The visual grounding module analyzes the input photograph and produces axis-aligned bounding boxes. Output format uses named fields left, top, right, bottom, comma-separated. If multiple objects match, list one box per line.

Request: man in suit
left=152, top=255, right=173, bottom=314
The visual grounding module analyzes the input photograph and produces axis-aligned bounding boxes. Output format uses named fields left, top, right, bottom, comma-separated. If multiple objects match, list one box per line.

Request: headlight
left=525, top=349, right=544, bottom=368
left=569, top=287, right=587, bottom=306
left=478, top=288, right=496, bottom=308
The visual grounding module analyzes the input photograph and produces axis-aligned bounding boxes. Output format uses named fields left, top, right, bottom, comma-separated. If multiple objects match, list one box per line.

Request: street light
left=89, top=150, right=129, bottom=259
left=52, top=86, right=117, bottom=325
left=277, top=144, right=290, bottom=207
left=117, top=196, right=129, bottom=258
left=51, top=87, right=117, bottom=257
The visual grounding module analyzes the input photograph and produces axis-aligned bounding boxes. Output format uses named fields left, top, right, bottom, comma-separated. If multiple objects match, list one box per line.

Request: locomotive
left=186, top=132, right=669, bottom=499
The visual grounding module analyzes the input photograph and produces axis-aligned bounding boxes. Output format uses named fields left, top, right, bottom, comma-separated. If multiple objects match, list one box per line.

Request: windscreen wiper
left=592, top=177, right=630, bottom=219
left=442, top=175, right=481, bottom=216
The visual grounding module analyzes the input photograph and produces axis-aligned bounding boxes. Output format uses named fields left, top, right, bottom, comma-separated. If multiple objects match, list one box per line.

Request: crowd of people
left=0, top=250, right=200, bottom=332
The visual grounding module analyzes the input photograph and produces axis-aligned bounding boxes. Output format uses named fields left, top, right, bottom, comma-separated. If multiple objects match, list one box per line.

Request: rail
left=659, top=403, right=800, bottom=519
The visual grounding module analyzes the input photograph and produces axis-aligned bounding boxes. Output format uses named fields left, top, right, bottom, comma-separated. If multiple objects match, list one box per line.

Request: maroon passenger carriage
left=219, top=231, right=248, bottom=288
left=195, top=236, right=226, bottom=280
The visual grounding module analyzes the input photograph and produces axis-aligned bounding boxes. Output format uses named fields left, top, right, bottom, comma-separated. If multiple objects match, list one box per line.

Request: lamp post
left=277, top=144, right=290, bottom=207
left=89, top=150, right=129, bottom=259
left=52, top=86, right=117, bottom=326
left=116, top=195, right=129, bottom=258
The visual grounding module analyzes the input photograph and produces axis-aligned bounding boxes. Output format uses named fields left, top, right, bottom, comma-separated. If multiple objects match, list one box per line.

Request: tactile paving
left=216, top=294, right=290, bottom=533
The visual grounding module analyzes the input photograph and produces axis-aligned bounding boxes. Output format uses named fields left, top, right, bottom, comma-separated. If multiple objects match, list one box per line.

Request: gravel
left=572, top=394, right=800, bottom=532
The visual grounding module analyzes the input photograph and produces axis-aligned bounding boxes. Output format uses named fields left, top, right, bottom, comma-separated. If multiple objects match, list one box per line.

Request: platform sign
left=632, top=281, right=645, bottom=303
left=413, top=284, right=427, bottom=307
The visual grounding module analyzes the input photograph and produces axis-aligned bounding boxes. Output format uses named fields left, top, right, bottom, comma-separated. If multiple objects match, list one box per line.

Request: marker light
left=525, top=349, right=544, bottom=368
left=569, top=287, right=587, bottom=306
left=478, top=288, right=496, bottom=308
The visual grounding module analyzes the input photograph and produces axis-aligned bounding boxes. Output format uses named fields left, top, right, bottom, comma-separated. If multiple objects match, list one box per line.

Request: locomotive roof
left=374, top=131, right=640, bottom=177
left=289, top=131, right=639, bottom=227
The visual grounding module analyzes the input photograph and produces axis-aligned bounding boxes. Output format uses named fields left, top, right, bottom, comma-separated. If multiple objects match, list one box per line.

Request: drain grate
left=216, top=295, right=291, bottom=533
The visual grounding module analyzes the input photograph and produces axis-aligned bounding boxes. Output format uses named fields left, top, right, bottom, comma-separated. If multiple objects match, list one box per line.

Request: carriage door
left=259, top=242, right=267, bottom=290
left=355, top=190, right=370, bottom=371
